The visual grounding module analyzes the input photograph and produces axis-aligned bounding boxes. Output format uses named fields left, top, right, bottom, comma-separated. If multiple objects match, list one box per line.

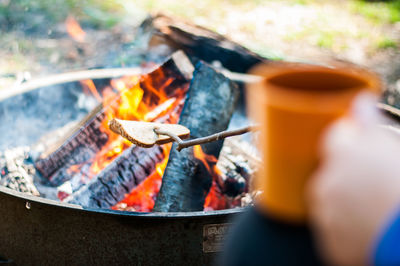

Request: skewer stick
left=154, top=125, right=259, bottom=151
left=109, top=118, right=259, bottom=150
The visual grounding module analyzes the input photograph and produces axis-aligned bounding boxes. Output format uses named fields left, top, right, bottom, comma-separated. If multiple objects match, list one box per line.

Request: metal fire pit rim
left=0, top=185, right=245, bottom=218
left=0, top=68, right=142, bottom=102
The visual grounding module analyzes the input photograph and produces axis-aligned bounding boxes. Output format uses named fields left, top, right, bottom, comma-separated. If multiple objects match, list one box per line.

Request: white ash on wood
left=153, top=61, right=239, bottom=212
left=0, top=147, right=39, bottom=196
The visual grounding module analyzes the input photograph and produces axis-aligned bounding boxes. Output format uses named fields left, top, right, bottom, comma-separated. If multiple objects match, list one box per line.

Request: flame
left=191, top=145, right=227, bottom=210
left=86, top=74, right=184, bottom=177
left=65, top=16, right=86, bottom=42
left=193, top=145, right=217, bottom=173
left=114, top=144, right=228, bottom=212
left=204, top=179, right=228, bottom=211
left=80, top=80, right=102, bottom=102
left=65, top=64, right=233, bottom=212
left=112, top=144, right=171, bottom=212
left=144, top=97, right=176, bottom=121
left=66, top=66, right=187, bottom=182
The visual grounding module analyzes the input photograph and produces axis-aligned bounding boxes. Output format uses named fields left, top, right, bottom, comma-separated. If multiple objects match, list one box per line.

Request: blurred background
left=1, top=0, right=400, bottom=98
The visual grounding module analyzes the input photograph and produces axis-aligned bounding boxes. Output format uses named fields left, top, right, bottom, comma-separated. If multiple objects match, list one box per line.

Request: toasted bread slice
left=109, top=118, right=190, bottom=147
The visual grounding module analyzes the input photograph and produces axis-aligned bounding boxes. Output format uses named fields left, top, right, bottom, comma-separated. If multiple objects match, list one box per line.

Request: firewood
left=65, top=145, right=163, bottom=208
left=108, top=119, right=190, bottom=148
left=140, top=14, right=269, bottom=73
left=153, top=61, right=239, bottom=212
left=34, top=51, right=193, bottom=185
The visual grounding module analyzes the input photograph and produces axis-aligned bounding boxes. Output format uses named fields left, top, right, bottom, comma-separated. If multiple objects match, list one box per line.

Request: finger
left=320, top=92, right=379, bottom=158
left=350, top=92, right=380, bottom=128
left=321, top=118, right=357, bottom=158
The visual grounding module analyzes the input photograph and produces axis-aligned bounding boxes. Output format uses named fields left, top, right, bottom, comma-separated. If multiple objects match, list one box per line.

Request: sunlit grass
left=376, top=36, right=398, bottom=50
left=0, top=0, right=126, bottom=30
left=349, top=0, right=400, bottom=24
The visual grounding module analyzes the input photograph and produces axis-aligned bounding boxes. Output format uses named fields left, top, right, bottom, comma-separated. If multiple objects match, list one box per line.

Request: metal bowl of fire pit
left=0, top=53, right=254, bottom=266
left=0, top=185, right=243, bottom=265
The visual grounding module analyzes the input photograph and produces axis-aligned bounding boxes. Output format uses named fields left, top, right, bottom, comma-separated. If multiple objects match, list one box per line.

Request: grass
left=0, top=0, right=126, bottom=31
left=1, top=0, right=399, bottom=74
left=376, top=36, right=398, bottom=50
left=349, top=0, right=400, bottom=24
left=316, top=31, right=335, bottom=49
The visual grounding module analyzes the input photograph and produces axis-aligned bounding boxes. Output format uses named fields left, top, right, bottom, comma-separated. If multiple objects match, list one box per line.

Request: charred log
left=65, top=145, right=164, bottom=208
left=34, top=51, right=193, bottom=185
left=154, top=62, right=239, bottom=212
left=139, top=14, right=269, bottom=74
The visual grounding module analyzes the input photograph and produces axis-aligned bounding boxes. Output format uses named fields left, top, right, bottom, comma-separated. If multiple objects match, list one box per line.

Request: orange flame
left=85, top=73, right=185, bottom=177
left=66, top=67, right=187, bottom=181
left=66, top=65, right=234, bottom=212
left=65, top=16, right=86, bottom=43
left=80, top=80, right=102, bottom=102
left=192, top=145, right=230, bottom=211
left=112, top=144, right=171, bottom=212
left=193, top=145, right=217, bottom=173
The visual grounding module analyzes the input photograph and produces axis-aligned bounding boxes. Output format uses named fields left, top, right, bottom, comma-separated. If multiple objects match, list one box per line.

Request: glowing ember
left=65, top=16, right=86, bottom=43
left=112, top=144, right=171, bottom=212
left=204, top=180, right=227, bottom=211
left=192, top=145, right=228, bottom=211
left=66, top=164, right=84, bottom=175
left=113, top=143, right=228, bottom=212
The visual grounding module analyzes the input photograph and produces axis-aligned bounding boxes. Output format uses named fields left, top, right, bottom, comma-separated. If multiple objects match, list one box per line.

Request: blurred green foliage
left=0, top=0, right=125, bottom=32
left=350, top=0, right=400, bottom=24
left=376, top=36, right=398, bottom=49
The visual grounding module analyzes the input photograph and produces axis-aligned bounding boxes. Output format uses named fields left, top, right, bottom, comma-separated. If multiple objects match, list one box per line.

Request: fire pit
left=0, top=13, right=270, bottom=265
left=0, top=185, right=242, bottom=265
left=0, top=48, right=259, bottom=265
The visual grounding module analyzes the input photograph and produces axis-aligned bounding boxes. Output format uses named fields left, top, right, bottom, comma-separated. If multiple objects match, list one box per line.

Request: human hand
left=307, top=93, right=400, bottom=266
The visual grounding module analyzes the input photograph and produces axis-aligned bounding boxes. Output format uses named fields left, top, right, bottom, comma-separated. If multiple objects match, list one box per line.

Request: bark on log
left=34, top=51, right=192, bottom=185
left=139, top=14, right=269, bottom=74
left=65, top=145, right=164, bottom=208
left=153, top=61, right=239, bottom=212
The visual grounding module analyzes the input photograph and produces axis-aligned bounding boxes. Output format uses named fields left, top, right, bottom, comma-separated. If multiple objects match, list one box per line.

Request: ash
left=0, top=146, right=40, bottom=196
left=217, top=137, right=262, bottom=208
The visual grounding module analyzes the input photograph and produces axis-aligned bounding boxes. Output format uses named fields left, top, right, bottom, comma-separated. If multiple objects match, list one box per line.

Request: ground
left=1, top=0, right=400, bottom=96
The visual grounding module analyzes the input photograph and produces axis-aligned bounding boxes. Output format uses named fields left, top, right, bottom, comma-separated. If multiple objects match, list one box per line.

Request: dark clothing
left=219, top=207, right=322, bottom=266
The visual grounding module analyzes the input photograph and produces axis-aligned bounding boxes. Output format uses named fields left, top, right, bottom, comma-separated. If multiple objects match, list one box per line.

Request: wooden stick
left=154, top=125, right=259, bottom=151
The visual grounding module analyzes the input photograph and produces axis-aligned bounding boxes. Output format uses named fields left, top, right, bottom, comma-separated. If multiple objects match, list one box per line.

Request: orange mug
left=247, top=62, right=381, bottom=222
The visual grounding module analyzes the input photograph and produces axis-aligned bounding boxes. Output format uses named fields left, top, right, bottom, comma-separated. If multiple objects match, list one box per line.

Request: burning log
left=34, top=51, right=193, bottom=186
left=140, top=14, right=269, bottom=73
left=65, top=145, right=163, bottom=208
left=154, top=62, right=239, bottom=212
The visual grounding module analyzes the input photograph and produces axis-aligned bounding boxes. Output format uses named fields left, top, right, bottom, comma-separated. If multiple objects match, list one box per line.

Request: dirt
left=1, top=1, right=400, bottom=104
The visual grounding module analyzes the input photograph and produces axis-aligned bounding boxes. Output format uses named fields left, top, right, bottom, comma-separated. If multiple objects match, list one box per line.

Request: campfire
left=0, top=13, right=272, bottom=266
left=0, top=15, right=263, bottom=214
